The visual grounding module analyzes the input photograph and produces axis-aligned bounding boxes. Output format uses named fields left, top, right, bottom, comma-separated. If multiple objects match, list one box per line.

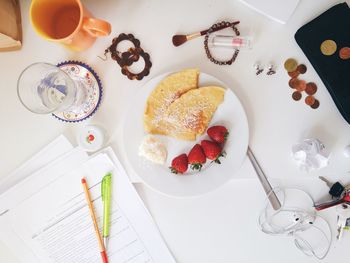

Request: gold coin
left=284, top=58, right=298, bottom=72
left=320, top=40, right=337, bottom=56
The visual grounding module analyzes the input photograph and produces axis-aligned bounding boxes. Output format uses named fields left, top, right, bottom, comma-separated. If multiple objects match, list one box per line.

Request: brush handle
left=186, top=21, right=240, bottom=41
left=199, top=21, right=240, bottom=36
left=186, top=32, right=202, bottom=40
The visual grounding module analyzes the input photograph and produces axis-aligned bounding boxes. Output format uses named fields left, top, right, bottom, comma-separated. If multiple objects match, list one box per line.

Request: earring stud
left=266, top=64, right=276, bottom=75
left=254, top=63, right=264, bottom=75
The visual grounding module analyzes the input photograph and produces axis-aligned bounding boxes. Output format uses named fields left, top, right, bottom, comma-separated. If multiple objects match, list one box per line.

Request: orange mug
left=30, top=0, right=111, bottom=51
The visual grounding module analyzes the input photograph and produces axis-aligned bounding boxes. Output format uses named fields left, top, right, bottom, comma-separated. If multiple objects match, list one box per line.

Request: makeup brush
left=172, top=21, right=240, bottom=47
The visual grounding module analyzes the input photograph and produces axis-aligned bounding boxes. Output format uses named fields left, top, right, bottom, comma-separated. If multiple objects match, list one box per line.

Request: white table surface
left=1, top=0, right=350, bottom=262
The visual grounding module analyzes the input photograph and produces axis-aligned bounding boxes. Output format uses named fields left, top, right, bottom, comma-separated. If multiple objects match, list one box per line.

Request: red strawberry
left=207, top=126, right=229, bottom=144
left=169, top=154, right=188, bottom=174
left=188, top=144, right=206, bottom=171
left=201, top=140, right=226, bottom=164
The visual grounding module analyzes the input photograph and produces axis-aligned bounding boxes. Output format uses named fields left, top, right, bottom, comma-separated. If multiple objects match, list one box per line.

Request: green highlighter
left=101, top=173, right=112, bottom=248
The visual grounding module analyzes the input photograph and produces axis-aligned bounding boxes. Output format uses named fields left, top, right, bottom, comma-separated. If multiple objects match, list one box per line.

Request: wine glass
left=17, top=62, right=86, bottom=114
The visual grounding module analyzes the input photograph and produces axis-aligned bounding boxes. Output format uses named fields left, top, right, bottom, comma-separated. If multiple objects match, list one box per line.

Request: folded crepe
left=144, top=68, right=199, bottom=134
left=161, top=86, right=225, bottom=140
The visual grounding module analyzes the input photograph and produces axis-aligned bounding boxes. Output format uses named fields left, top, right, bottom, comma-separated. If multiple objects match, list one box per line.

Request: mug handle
left=83, top=18, right=111, bottom=37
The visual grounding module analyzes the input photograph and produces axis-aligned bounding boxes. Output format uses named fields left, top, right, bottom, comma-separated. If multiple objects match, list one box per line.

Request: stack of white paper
left=0, top=136, right=176, bottom=263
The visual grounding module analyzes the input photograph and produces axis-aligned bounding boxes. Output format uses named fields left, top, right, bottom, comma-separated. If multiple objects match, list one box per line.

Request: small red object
left=201, top=140, right=225, bottom=164
left=315, top=192, right=350, bottom=211
left=188, top=144, right=206, bottom=171
left=343, top=194, right=350, bottom=202
left=207, top=125, right=229, bottom=144
left=170, top=154, right=188, bottom=174
left=101, top=251, right=109, bottom=263
left=87, top=134, right=95, bottom=142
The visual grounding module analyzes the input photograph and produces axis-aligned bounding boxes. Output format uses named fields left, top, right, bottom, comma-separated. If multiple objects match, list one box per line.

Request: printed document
left=0, top=153, right=175, bottom=263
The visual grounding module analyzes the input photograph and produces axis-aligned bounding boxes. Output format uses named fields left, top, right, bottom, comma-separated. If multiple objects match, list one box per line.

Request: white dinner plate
left=122, top=71, right=249, bottom=197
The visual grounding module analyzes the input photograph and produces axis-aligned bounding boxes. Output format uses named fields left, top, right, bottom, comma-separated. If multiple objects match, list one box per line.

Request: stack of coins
left=284, top=58, right=320, bottom=109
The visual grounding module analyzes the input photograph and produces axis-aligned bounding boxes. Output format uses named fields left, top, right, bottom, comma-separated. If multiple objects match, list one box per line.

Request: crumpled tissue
left=292, top=139, right=329, bottom=172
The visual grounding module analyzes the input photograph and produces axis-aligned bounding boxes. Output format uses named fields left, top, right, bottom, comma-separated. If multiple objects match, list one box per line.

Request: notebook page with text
left=6, top=153, right=176, bottom=263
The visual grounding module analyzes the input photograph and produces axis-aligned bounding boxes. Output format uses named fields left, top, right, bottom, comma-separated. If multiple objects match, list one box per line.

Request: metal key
left=319, top=176, right=333, bottom=188
left=319, top=176, right=345, bottom=198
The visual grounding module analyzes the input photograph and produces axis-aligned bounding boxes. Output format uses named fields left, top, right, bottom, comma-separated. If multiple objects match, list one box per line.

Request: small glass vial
left=209, top=34, right=252, bottom=49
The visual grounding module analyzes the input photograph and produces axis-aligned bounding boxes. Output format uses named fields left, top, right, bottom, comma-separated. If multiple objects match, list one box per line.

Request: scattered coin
left=292, top=91, right=302, bottom=101
left=320, top=40, right=337, bottom=56
left=284, top=58, right=298, bottom=72
left=295, top=79, right=306, bottom=92
left=297, top=64, right=307, bottom=74
left=288, top=70, right=300, bottom=78
left=289, top=78, right=298, bottom=89
left=310, top=99, right=320, bottom=109
left=305, top=95, right=315, bottom=106
left=339, top=47, right=350, bottom=60
left=284, top=58, right=319, bottom=109
left=305, top=82, right=317, bottom=95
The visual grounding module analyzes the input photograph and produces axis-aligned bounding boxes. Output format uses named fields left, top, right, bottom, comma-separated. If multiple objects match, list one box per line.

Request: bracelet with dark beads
left=204, top=21, right=240, bottom=65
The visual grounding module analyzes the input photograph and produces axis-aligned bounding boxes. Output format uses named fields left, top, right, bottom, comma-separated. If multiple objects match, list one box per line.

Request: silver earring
left=266, top=64, right=276, bottom=75
left=254, top=63, right=264, bottom=75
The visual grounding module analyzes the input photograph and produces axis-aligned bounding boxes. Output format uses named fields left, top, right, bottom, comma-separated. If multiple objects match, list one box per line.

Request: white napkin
left=292, top=139, right=329, bottom=172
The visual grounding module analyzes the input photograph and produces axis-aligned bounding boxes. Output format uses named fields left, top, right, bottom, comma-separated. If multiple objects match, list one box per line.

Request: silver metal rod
left=247, top=147, right=281, bottom=210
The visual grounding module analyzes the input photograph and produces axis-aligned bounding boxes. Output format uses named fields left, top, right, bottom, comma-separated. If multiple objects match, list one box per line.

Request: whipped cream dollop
left=139, top=135, right=167, bottom=164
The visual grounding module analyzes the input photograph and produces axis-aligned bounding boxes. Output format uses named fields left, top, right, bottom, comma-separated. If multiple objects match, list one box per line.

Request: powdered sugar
left=151, top=92, right=183, bottom=128
left=162, top=92, right=218, bottom=136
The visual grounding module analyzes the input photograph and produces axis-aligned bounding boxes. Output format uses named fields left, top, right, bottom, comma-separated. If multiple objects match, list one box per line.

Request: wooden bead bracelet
left=204, top=21, right=240, bottom=65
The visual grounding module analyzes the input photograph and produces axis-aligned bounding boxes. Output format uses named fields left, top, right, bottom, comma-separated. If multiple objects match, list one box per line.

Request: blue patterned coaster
left=53, top=61, right=103, bottom=122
